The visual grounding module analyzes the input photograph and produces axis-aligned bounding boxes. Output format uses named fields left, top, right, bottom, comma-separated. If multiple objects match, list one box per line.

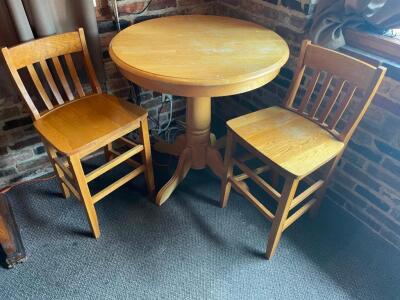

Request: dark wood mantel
left=0, top=194, right=26, bottom=268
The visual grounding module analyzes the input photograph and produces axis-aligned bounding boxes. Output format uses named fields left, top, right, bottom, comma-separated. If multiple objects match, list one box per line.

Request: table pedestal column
left=156, top=97, right=224, bottom=206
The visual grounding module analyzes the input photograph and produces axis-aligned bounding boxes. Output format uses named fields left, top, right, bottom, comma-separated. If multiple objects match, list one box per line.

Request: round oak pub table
left=109, top=15, right=289, bottom=206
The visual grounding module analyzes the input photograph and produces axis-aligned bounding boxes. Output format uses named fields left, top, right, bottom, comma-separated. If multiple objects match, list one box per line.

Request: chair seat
left=34, top=94, right=147, bottom=155
left=227, top=106, right=344, bottom=177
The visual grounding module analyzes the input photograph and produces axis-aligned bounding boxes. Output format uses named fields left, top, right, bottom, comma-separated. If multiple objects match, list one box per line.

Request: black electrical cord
left=131, top=0, right=153, bottom=15
left=112, top=0, right=153, bottom=31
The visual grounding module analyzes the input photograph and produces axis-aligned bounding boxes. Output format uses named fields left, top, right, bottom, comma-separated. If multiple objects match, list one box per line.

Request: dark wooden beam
left=344, top=28, right=400, bottom=63
left=0, top=194, right=26, bottom=268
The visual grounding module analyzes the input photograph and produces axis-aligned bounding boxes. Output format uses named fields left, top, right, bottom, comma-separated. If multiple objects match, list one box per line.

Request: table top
left=109, top=15, right=289, bottom=97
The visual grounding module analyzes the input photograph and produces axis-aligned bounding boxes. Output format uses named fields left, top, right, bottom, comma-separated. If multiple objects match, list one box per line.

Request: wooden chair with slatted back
left=2, top=28, right=155, bottom=239
left=220, top=40, right=386, bottom=259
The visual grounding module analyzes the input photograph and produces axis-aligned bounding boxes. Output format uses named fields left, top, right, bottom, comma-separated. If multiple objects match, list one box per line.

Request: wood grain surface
left=109, top=15, right=289, bottom=97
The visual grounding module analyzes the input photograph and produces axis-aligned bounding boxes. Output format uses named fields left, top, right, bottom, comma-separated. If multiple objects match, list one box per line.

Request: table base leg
left=156, top=97, right=225, bottom=206
left=155, top=145, right=225, bottom=206
left=206, top=146, right=224, bottom=178
left=156, top=148, right=192, bottom=206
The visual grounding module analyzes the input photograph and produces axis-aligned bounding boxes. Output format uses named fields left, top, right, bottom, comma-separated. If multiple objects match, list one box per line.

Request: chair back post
left=78, top=28, right=102, bottom=94
left=341, top=66, right=386, bottom=144
left=1, top=28, right=102, bottom=121
left=284, top=39, right=311, bottom=108
left=2, top=47, right=41, bottom=120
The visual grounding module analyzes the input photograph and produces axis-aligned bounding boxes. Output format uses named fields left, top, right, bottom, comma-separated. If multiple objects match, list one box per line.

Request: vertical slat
left=328, top=84, right=357, bottom=130
left=39, top=60, right=64, bottom=105
left=318, top=78, right=346, bottom=124
left=64, top=53, right=85, bottom=97
left=297, top=69, right=320, bottom=114
left=78, top=28, right=102, bottom=94
left=309, top=72, right=333, bottom=119
left=1, top=48, right=40, bottom=119
left=51, top=56, right=74, bottom=101
left=26, top=64, right=54, bottom=110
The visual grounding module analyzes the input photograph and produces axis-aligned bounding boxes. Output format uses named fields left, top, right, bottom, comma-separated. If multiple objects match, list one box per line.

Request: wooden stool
left=220, top=40, right=386, bottom=259
left=2, top=28, right=155, bottom=239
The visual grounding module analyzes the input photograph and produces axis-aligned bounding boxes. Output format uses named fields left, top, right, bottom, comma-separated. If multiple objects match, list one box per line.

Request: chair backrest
left=2, top=28, right=102, bottom=120
left=284, top=40, right=386, bottom=143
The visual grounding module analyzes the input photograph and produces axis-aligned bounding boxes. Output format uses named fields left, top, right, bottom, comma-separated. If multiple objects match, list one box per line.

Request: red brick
left=118, top=2, right=146, bottom=15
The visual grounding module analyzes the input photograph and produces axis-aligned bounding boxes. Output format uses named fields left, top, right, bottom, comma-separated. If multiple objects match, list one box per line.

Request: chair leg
left=271, top=172, right=279, bottom=191
left=139, top=119, right=155, bottom=200
left=266, top=176, right=299, bottom=259
left=44, top=143, right=70, bottom=199
left=220, top=130, right=236, bottom=208
left=309, top=152, right=343, bottom=217
left=104, top=143, right=113, bottom=162
left=68, top=154, right=100, bottom=239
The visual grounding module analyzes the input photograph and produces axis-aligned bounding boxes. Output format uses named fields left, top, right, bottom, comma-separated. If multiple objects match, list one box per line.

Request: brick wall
left=0, top=96, right=53, bottom=186
left=215, top=0, right=400, bottom=250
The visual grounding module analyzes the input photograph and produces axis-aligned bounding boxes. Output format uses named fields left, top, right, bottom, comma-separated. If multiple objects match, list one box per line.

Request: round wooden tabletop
left=109, top=15, right=289, bottom=97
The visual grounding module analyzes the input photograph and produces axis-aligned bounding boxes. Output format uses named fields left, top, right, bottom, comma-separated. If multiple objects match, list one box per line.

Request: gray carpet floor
left=1, top=157, right=399, bottom=300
